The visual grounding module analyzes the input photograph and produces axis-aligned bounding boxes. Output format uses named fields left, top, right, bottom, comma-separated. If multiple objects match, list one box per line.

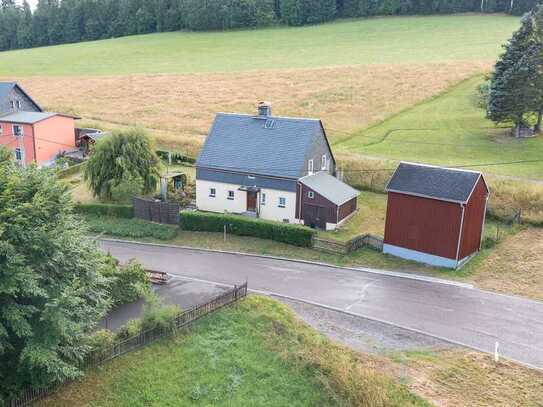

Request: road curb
left=163, top=273, right=543, bottom=372
left=99, top=238, right=474, bottom=289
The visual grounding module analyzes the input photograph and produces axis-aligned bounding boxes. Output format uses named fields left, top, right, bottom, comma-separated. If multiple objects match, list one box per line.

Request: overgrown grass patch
left=39, top=296, right=429, bottom=406
left=85, top=216, right=178, bottom=241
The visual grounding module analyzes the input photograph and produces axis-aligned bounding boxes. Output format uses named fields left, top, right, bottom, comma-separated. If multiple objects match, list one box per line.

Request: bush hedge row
left=180, top=211, right=316, bottom=247
left=85, top=215, right=178, bottom=240
left=74, top=203, right=134, bottom=219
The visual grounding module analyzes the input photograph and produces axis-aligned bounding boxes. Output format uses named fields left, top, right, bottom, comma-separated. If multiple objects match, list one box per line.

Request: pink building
left=0, top=82, right=77, bottom=167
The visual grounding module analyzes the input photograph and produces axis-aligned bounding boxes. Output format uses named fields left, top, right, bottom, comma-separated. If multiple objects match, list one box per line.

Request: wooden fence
left=133, top=197, right=180, bottom=225
left=9, top=283, right=248, bottom=407
left=313, top=234, right=384, bottom=255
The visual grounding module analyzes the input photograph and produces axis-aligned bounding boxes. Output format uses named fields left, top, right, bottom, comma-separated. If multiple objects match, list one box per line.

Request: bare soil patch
left=9, top=61, right=489, bottom=156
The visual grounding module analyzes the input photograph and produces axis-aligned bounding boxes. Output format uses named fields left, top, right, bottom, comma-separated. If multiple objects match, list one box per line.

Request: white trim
left=384, top=244, right=460, bottom=269
left=321, top=154, right=327, bottom=170
left=14, top=147, right=24, bottom=162
left=308, top=159, right=314, bottom=174
left=455, top=204, right=466, bottom=261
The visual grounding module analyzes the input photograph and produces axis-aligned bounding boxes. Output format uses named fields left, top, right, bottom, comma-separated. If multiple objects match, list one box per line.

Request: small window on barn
left=209, top=188, right=216, bottom=198
left=308, top=191, right=315, bottom=199
left=227, top=190, right=235, bottom=200
left=278, top=197, right=286, bottom=208
left=13, top=125, right=23, bottom=137
left=308, top=159, right=314, bottom=173
left=261, top=193, right=266, bottom=205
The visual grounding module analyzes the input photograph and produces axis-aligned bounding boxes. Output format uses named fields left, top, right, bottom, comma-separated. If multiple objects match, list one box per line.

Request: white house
left=195, top=103, right=359, bottom=230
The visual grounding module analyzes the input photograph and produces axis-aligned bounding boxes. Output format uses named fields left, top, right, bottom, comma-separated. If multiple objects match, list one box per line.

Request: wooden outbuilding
left=383, top=162, right=489, bottom=269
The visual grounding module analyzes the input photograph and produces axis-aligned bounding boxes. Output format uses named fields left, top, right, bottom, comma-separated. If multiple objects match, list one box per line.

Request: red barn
left=383, top=162, right=489, bottom=269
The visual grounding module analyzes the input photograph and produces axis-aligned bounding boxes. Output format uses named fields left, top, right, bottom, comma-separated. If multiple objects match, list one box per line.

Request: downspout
left=455, top=203, right=466, bottom=267
left=479, top=195, right=490, bottom=250
left=297, top=181, right=303, bottom=224
left=32, top=124, right=37, bottom=165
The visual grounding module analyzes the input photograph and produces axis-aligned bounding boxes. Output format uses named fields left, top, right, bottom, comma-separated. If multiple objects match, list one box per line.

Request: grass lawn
left=39, top=296, right=428, bottom=407
left=0, top=15, right=518, bottom=77
left=335, top=75, right=543, bottom=179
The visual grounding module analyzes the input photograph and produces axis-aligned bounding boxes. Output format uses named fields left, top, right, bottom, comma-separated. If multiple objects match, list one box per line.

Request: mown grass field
left=0, top=15, right=518, bottom=159
left=40, top=296, right=429, bottom=407
left=335, top=75, right=543, bottom=178
left=0, top=15, right=517, bottom=76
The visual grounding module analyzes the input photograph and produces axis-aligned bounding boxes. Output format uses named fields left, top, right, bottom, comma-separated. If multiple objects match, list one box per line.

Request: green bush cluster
left=101, top=258, right=151, bottom=306
left=180, top=211, right=316, bottom=247
left=75, top=203, right=134, bottom=219
left=85, top=216, right=178, bottom=240
left=156, top=150, right=196, bottom=165
left=57, top=162, right=86, bottom=179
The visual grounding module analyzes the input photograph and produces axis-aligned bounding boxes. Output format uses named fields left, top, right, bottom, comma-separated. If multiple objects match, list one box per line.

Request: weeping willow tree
left=84, top=128, right=161, bottom=201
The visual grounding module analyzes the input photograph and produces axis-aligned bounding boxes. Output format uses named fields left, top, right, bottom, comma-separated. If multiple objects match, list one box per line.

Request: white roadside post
left=494, top=341, right=500, bottom=363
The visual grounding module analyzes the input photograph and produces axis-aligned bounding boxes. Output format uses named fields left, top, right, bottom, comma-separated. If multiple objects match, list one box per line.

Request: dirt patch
left=7, top=61, right=490, bottom=155
left=469, top=227, right=543, bottom=301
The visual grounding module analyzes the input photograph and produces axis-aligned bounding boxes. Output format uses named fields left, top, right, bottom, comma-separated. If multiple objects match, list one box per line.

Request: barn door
left=303, top=204, right=326, bottom=230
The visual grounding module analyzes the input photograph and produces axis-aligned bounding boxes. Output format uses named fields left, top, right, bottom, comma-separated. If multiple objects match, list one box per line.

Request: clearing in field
left=335, top=75, right=543, bottom=178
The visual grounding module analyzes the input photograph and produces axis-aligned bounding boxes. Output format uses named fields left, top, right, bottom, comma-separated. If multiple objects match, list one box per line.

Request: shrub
left=85, top=216, right=178, bottom=240
left=57, top=162, right=86, bottom=179
left=86, top=330, right=117, bottom=361
left=101, top=258, right=151, bottom=306
left=180, top=211, right=316, bottom=247
left=140, top=293, right=181, bottom=333
left=116, top=319, right=143, bottom=341
left=75, top=203, right=134, bottom=218
left=156, top=149, right=196, bottom=165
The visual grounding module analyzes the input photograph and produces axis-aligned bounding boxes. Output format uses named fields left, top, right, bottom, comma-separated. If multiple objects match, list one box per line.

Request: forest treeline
left=0, top=0, right=539, bottom=52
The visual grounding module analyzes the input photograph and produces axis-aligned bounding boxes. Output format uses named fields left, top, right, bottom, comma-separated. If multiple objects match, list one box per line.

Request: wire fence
left=9, top=282, right=248, bottom=407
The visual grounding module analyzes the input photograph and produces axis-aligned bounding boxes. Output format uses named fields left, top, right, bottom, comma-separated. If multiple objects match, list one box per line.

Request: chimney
left=258, top=101, right=272, bottom=117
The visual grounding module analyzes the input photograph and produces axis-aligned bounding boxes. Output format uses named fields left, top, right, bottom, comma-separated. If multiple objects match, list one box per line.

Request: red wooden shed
left=383, top=162, right=489, bottom=269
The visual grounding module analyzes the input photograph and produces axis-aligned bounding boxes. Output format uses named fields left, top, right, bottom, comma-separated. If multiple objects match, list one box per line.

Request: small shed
left=383, top=162, right=489, bottom=269
left=298, top=172, right=359, bottom=230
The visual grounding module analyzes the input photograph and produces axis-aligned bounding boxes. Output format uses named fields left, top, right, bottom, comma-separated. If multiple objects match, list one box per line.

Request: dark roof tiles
left=386, top=162, right=484, bottom=203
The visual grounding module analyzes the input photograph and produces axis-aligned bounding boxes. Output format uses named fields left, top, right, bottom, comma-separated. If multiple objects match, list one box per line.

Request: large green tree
left=84, top=128, right=161, bottom=201
left=0, top=150, right=112, bottom=401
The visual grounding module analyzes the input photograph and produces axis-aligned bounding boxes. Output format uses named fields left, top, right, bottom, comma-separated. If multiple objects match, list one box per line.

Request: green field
left=0, top=14, right=518, bottom=76
left=40, top=296, right=427, bottom=406
left=335, top=75, right=543, bottom=178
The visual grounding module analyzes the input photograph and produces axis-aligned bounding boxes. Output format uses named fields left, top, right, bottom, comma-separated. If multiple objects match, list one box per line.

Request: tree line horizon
left=0, top=0, right=538, bottom=53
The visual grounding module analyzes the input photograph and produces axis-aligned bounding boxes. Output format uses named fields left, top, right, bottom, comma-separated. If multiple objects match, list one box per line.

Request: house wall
left=384, top=192, right=463, bottom=260
left=33, top=115, right=76, bottom=165
left=0, top=86, right=41, bottom=114
left=338, top=197, right=357, bottom=222
left=298, top=183, right=338, bottom=225
left=459, top=178, right=488, bottom=259
left=196, top=179, right=298, bottom=223
left=0, top=121, right=35, bottom=165
left=303, top=126, right=335, bottom=176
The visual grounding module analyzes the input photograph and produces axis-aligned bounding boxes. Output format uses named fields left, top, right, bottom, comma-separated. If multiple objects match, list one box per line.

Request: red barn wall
left=459, top=178, right=488, bottom=259
left=338, top=197, right=357, bottom=222
left=297, top=183, right=338, bottom=224
left=384, top=192, right=462, bottom=260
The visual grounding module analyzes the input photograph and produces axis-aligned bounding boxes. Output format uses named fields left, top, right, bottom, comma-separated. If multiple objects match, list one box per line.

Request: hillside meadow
left=0, top=14, right=519, bottom=162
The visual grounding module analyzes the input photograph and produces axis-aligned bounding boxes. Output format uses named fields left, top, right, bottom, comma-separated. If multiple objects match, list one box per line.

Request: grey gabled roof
left=300, top=171, right=359, bottom=206
left=386, top=162, right=484, bottom=203
left=197, top=113, right=325, bottom=179
left=0, top=111, right=57, bottom=124
left=0, top=82, right=43, bottom=112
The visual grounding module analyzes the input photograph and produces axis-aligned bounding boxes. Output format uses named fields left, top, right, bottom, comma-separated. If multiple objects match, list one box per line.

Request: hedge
left=74, top=203, right=134, bottom=219
left=180, top=211, right=316, bottom=247
left=57, top=162, right=86, bottom=179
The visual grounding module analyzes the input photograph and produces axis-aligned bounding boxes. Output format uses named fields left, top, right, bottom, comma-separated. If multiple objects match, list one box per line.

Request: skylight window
left=264, top=119, right=275, bottom=129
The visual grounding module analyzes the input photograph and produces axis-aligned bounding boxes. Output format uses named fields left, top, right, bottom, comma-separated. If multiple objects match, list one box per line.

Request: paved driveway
left=100, top=239, right=543, bottom=369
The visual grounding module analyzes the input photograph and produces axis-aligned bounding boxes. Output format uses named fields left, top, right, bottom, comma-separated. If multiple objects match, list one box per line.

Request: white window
left=308, top=159, right=314, bottom=173
left=308, top=191, right=315, bottom=199
left=321, top=154, right=327, bottom=170
left=0, top=126, right=3, bottom=136
left=9, top=101, right=14, bottom=109
left=227, top=190, right=235, bottom=200
left=209, top=188, right=216, bottom=197
left=13, top=125, right=23, bottom=137
left=14, top=148, right=23, bottom=161
left=261, top=193, right=266, bottom=205
left=278, top=197, right=286, bottom=208
left=16, top=100, right=22, bottom=109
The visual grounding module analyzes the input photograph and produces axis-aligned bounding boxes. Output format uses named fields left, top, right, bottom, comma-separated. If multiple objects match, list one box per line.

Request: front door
left=247, top=191, right=257, bottom=212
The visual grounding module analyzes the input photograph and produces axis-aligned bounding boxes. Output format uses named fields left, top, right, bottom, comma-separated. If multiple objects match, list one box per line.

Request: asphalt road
left=100, top=239, right=543, bottom=369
